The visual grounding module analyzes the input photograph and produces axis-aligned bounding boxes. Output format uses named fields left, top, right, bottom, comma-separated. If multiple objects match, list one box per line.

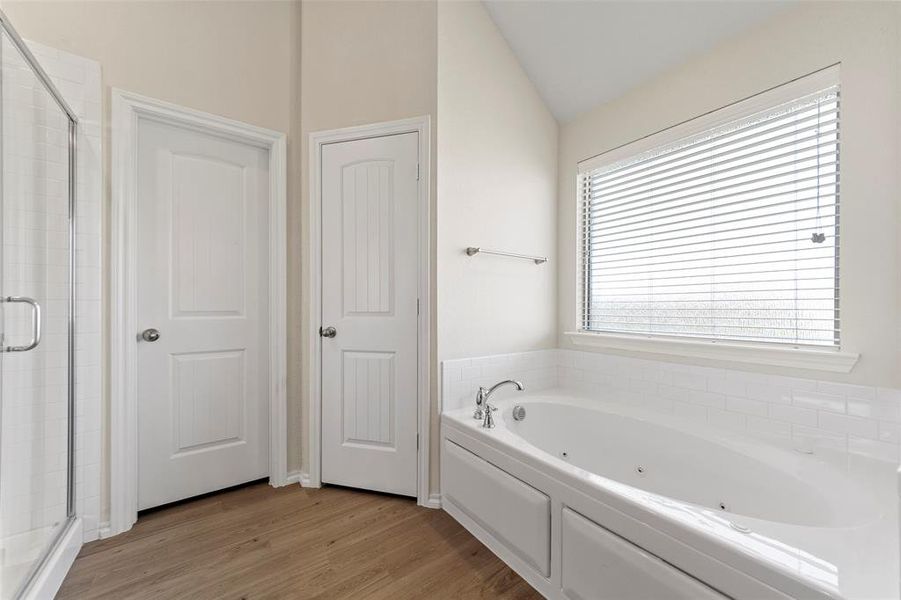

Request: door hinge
left=417, top=298, right=420, bottom=315
left=416, top=163, right=420, bottom=181
left=416, top=433, right=420, bottom=450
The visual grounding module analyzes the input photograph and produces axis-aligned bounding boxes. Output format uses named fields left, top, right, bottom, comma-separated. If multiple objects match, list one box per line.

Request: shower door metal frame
left=0, top=8, right=79, bottom=599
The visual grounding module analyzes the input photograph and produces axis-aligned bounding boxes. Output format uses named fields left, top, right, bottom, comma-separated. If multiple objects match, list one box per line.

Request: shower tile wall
left=0, top=40, right=102, bottom=545
left=441, top=350, right=559, bottom=411
left=32, top=40, right=102, bottom=543
left=0, top=34, right=69, bottom=568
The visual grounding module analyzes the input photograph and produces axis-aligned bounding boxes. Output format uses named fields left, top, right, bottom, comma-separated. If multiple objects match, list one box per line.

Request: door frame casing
left=307, top=117, right=433, bottom=507
left=109, top=89, right=288, bottom=536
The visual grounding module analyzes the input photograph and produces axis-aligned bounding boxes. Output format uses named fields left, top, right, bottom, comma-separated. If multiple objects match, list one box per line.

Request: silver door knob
left=141, top=328, right=160, bottom=342
left=319, top=326, right=336, bottom=338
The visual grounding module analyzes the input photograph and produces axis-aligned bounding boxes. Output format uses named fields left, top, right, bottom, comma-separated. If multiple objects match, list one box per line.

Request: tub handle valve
left=475, top=380, right=524, bottom=428
left=474, top=387, right=488, bottom=420
left=483, top=405, right=498, bottom=429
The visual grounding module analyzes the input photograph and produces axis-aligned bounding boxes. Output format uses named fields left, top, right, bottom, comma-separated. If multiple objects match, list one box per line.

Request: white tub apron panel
left=560, top=507, right=725, bottom=600
left=443, top=439, right=551, bottom=576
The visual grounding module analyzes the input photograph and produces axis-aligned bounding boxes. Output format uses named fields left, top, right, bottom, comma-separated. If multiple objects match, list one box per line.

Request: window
left=578, top=72, right=840, bottom=348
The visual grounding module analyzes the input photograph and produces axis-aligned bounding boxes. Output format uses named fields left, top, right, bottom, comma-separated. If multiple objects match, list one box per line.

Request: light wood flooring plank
left=57, top=483, right=542, bottom=600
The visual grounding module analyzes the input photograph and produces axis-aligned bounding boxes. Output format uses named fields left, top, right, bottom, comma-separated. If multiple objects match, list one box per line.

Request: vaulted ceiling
left=483, top=1, right=794, bottom=122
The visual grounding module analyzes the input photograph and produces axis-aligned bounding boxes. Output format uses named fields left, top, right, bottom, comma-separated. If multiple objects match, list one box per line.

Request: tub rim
left=441, top=389, right=898, bottom=600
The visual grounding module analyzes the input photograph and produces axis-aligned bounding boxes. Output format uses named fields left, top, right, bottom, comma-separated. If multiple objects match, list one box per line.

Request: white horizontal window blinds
left=579, top=85, right=840, bottom=347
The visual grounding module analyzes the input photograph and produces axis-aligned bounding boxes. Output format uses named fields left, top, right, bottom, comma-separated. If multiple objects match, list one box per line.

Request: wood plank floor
left=58, top=483, right=542, bottom=599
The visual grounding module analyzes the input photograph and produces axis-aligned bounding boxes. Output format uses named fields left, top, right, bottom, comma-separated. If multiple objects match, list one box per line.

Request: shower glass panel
left=0, top=15, right=76, bottom=600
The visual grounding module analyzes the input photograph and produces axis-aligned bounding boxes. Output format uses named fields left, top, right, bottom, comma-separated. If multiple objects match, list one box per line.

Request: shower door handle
left=1, top=296, right=42, bottom=352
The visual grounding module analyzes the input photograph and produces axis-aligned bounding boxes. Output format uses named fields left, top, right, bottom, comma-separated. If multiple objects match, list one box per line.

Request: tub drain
left=719, top=502, right=728, bottom=511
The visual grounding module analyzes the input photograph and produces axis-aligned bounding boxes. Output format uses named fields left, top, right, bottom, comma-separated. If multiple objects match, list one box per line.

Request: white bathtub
left=440, top=391, right=898, bottom=600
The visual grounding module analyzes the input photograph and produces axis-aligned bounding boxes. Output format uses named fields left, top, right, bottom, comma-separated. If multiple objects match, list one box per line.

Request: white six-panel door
left=136, top=118, right=270, bottom=510
left=320, top=132, right=419, bottom=496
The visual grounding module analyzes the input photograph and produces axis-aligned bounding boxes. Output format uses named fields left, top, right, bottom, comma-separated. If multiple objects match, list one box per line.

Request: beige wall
left=2, top=0, right=303, bottom=518
left=437, top=0, right=558, bottom=361
left=435, top=0, right=557, bottom=490
left=298, top=0, right=439, bottom=479
left=13, top=0, right=889, bottom=511
left=299, top=0, right=558, bottom=493
left=558, top=1, right=901, bottom=388
left=6, top=0, right=446, bottom=506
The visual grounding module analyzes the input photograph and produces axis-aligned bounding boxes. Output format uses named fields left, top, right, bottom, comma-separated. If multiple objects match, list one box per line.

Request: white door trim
left=109, top=89, right=288, bottom=536
left=307, top=116, right=433, bottom=508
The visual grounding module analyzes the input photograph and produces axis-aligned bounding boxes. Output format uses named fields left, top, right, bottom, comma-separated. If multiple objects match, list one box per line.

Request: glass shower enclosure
left=0, top=10, right=77, bottom=600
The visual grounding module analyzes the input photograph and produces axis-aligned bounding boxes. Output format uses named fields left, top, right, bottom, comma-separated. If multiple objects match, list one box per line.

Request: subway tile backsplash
left=441, top=350, right=559, bottom=412
left=442, top=348, right=901, bottom=464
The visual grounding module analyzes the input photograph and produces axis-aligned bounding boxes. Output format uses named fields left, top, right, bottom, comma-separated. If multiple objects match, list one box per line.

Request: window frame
left=567, top=65, right=859, bottom=373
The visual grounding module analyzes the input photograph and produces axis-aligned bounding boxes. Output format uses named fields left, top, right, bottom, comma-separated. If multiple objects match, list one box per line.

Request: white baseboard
left=21, top=518, right=82, bottom=600
left=82, top=525, right=100, bottom=543
left=293, top=470, right=437, bottom=505
left=284, top=471, right=303, bottom=485
left=97, top=521, right=114, bottom=540
left=299, top=472, right=320, bottom=488
left=422, top=492, right=442, bottom=509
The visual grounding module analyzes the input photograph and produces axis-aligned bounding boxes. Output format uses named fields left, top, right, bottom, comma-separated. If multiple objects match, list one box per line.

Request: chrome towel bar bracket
left=465, top=246, right=547, bottom=265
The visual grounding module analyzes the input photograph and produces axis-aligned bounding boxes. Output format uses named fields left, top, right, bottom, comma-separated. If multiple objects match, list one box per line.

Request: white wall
left=557, top=1, right=901, bottom=388
left=434, top=0, right=557, bottom=492
left=437, top=0, right=558, bottom=362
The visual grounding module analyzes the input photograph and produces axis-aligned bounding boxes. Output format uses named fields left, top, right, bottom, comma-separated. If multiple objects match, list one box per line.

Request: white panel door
left=136, top=118, right=270, bottom=510
left=321, top=132, right=419, bottom=496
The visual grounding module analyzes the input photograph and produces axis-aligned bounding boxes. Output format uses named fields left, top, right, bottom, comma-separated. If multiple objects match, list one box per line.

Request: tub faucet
left=474, top=379, right=524, bottom=428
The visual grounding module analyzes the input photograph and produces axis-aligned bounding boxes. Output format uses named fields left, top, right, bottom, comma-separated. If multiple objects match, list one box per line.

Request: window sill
left=563, top=331, right=859, bottom=373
